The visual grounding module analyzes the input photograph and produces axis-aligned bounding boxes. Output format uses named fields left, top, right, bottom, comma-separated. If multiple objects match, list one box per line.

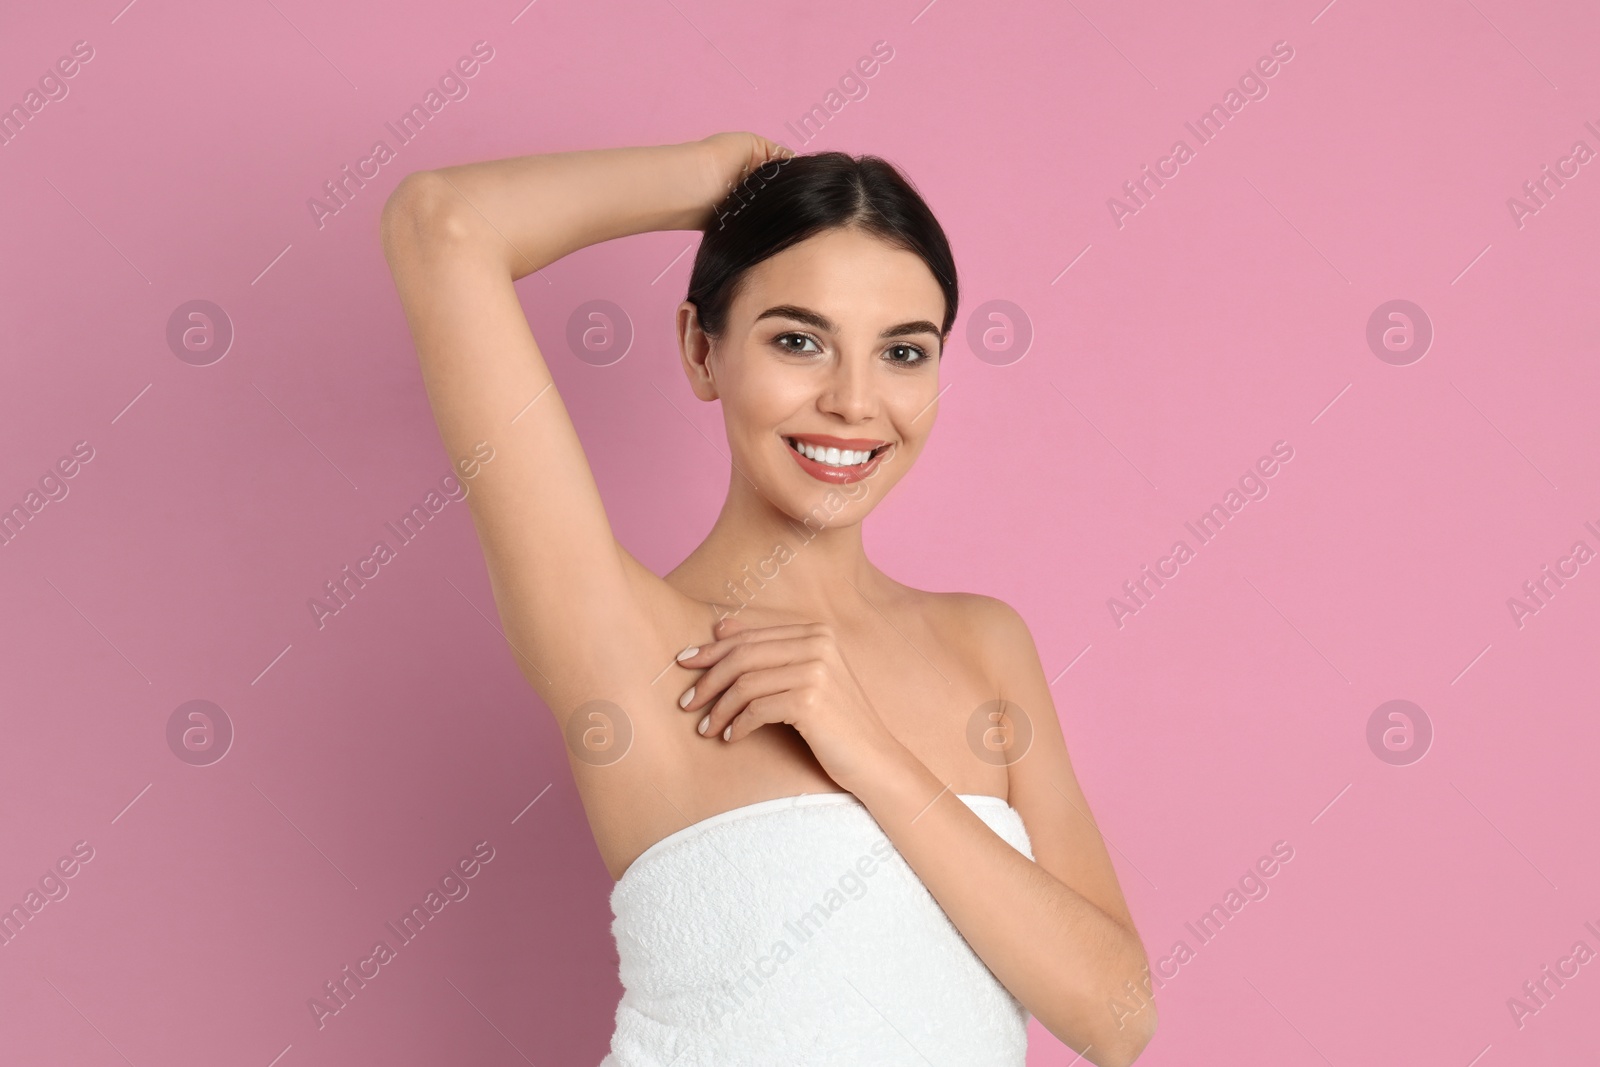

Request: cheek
left=723, top=363, right=806, bottom=430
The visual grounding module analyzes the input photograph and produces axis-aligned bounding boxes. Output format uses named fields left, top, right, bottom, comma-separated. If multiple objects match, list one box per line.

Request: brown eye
left=886, top=343, right=929, bottom=366
left=776, top=332, right=821, bottom=354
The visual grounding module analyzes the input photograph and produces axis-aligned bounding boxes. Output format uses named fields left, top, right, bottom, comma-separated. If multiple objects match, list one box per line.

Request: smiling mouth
left=783, top=437, right=889, bottom=469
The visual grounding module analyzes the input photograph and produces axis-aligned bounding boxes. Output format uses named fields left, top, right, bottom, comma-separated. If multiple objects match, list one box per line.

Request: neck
left=667, top=467, right=882, bottom=624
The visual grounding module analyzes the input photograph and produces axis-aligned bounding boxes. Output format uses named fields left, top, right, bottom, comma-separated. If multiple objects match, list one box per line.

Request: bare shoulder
left=915, top=589, right=1040, bottom=685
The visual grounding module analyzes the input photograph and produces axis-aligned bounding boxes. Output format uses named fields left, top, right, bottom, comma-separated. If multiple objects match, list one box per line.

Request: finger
left=721, top=691, right=799, bottom=744
left=759, top=136, right=794, bottom=163
left=714, top=616, right=823, bottom=646
left=676, top=621, right=822, bottom=671
left=698, top=663, right=811, bottom=740
left=712, top=614, right=749, bottom=639
left=681, top=638, right=811, bottom=715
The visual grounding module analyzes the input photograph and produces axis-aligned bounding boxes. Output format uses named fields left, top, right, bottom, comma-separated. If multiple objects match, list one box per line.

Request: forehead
left=732, top=227, right=944, bottom=327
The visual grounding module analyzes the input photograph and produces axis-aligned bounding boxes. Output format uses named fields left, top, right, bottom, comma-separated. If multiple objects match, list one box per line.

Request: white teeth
left=788, top=438, right=877, bottom=467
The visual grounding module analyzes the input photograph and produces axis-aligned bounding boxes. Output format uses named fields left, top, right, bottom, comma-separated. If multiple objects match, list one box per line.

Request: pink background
left=3, top=1, right=1598, bottom=1063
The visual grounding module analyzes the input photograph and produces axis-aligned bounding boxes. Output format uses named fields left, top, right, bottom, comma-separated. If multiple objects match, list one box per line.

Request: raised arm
left=377, top=139, right=730, bottom=709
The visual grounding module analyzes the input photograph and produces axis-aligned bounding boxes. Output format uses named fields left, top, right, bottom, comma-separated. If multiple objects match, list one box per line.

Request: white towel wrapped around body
left=600, top=791, right=1034, bottom=1066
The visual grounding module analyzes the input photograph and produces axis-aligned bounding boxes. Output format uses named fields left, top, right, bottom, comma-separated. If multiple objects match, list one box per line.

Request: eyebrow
left=753, top=304, right=942, bottom=341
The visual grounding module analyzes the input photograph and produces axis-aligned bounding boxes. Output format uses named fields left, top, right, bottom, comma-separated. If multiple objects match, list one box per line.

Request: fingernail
left=678, top=686, right=695, bottom=709
left=722, top=724, right=732, bottom=742
left=698, top=714, right=711, bottom=735
left=676, top=646, right=699, bottom=662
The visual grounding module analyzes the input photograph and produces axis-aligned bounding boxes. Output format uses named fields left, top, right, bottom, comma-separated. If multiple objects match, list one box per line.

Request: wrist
left=657, top=139, right=722, bottom=232
left=837, top=730, right=937, bottom=809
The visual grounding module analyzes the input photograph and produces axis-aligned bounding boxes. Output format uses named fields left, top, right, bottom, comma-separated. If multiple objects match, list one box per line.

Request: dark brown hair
left=686, top=151, right=958, bottom=343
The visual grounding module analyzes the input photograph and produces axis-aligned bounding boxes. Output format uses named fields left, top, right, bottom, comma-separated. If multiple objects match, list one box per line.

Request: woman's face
left=679, top=225, right=947, bottom=528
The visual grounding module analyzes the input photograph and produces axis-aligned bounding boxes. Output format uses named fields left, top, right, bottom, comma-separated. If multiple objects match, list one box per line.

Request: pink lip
left=782, top=434, right=891, bottom=485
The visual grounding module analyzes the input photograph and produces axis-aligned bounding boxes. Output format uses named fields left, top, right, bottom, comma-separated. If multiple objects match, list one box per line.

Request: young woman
left=380, top=132, right=1156, bottom=1067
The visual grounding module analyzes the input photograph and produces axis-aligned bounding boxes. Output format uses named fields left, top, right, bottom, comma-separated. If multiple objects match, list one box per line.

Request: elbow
left=1095, top=1005, right=1157, bottom=1067
left=1051, top=954, right=1159, bottom=1067
left=1042, top=998, right=1157, bottom=1067
left=379, top=170, right=475, bottom=259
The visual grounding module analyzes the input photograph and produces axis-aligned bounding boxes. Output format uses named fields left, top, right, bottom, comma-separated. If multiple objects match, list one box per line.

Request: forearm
left=401, top=140, right=717, bottom=278
left=848, top=744, right=1155, bottom=1066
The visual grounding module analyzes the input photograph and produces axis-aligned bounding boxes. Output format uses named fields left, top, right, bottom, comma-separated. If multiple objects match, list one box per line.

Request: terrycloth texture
left=600, top=792, right=1034, bottom=1067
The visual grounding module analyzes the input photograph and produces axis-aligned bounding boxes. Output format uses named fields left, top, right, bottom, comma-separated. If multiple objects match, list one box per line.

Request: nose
left=818, top=349, right=875, bottom=423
